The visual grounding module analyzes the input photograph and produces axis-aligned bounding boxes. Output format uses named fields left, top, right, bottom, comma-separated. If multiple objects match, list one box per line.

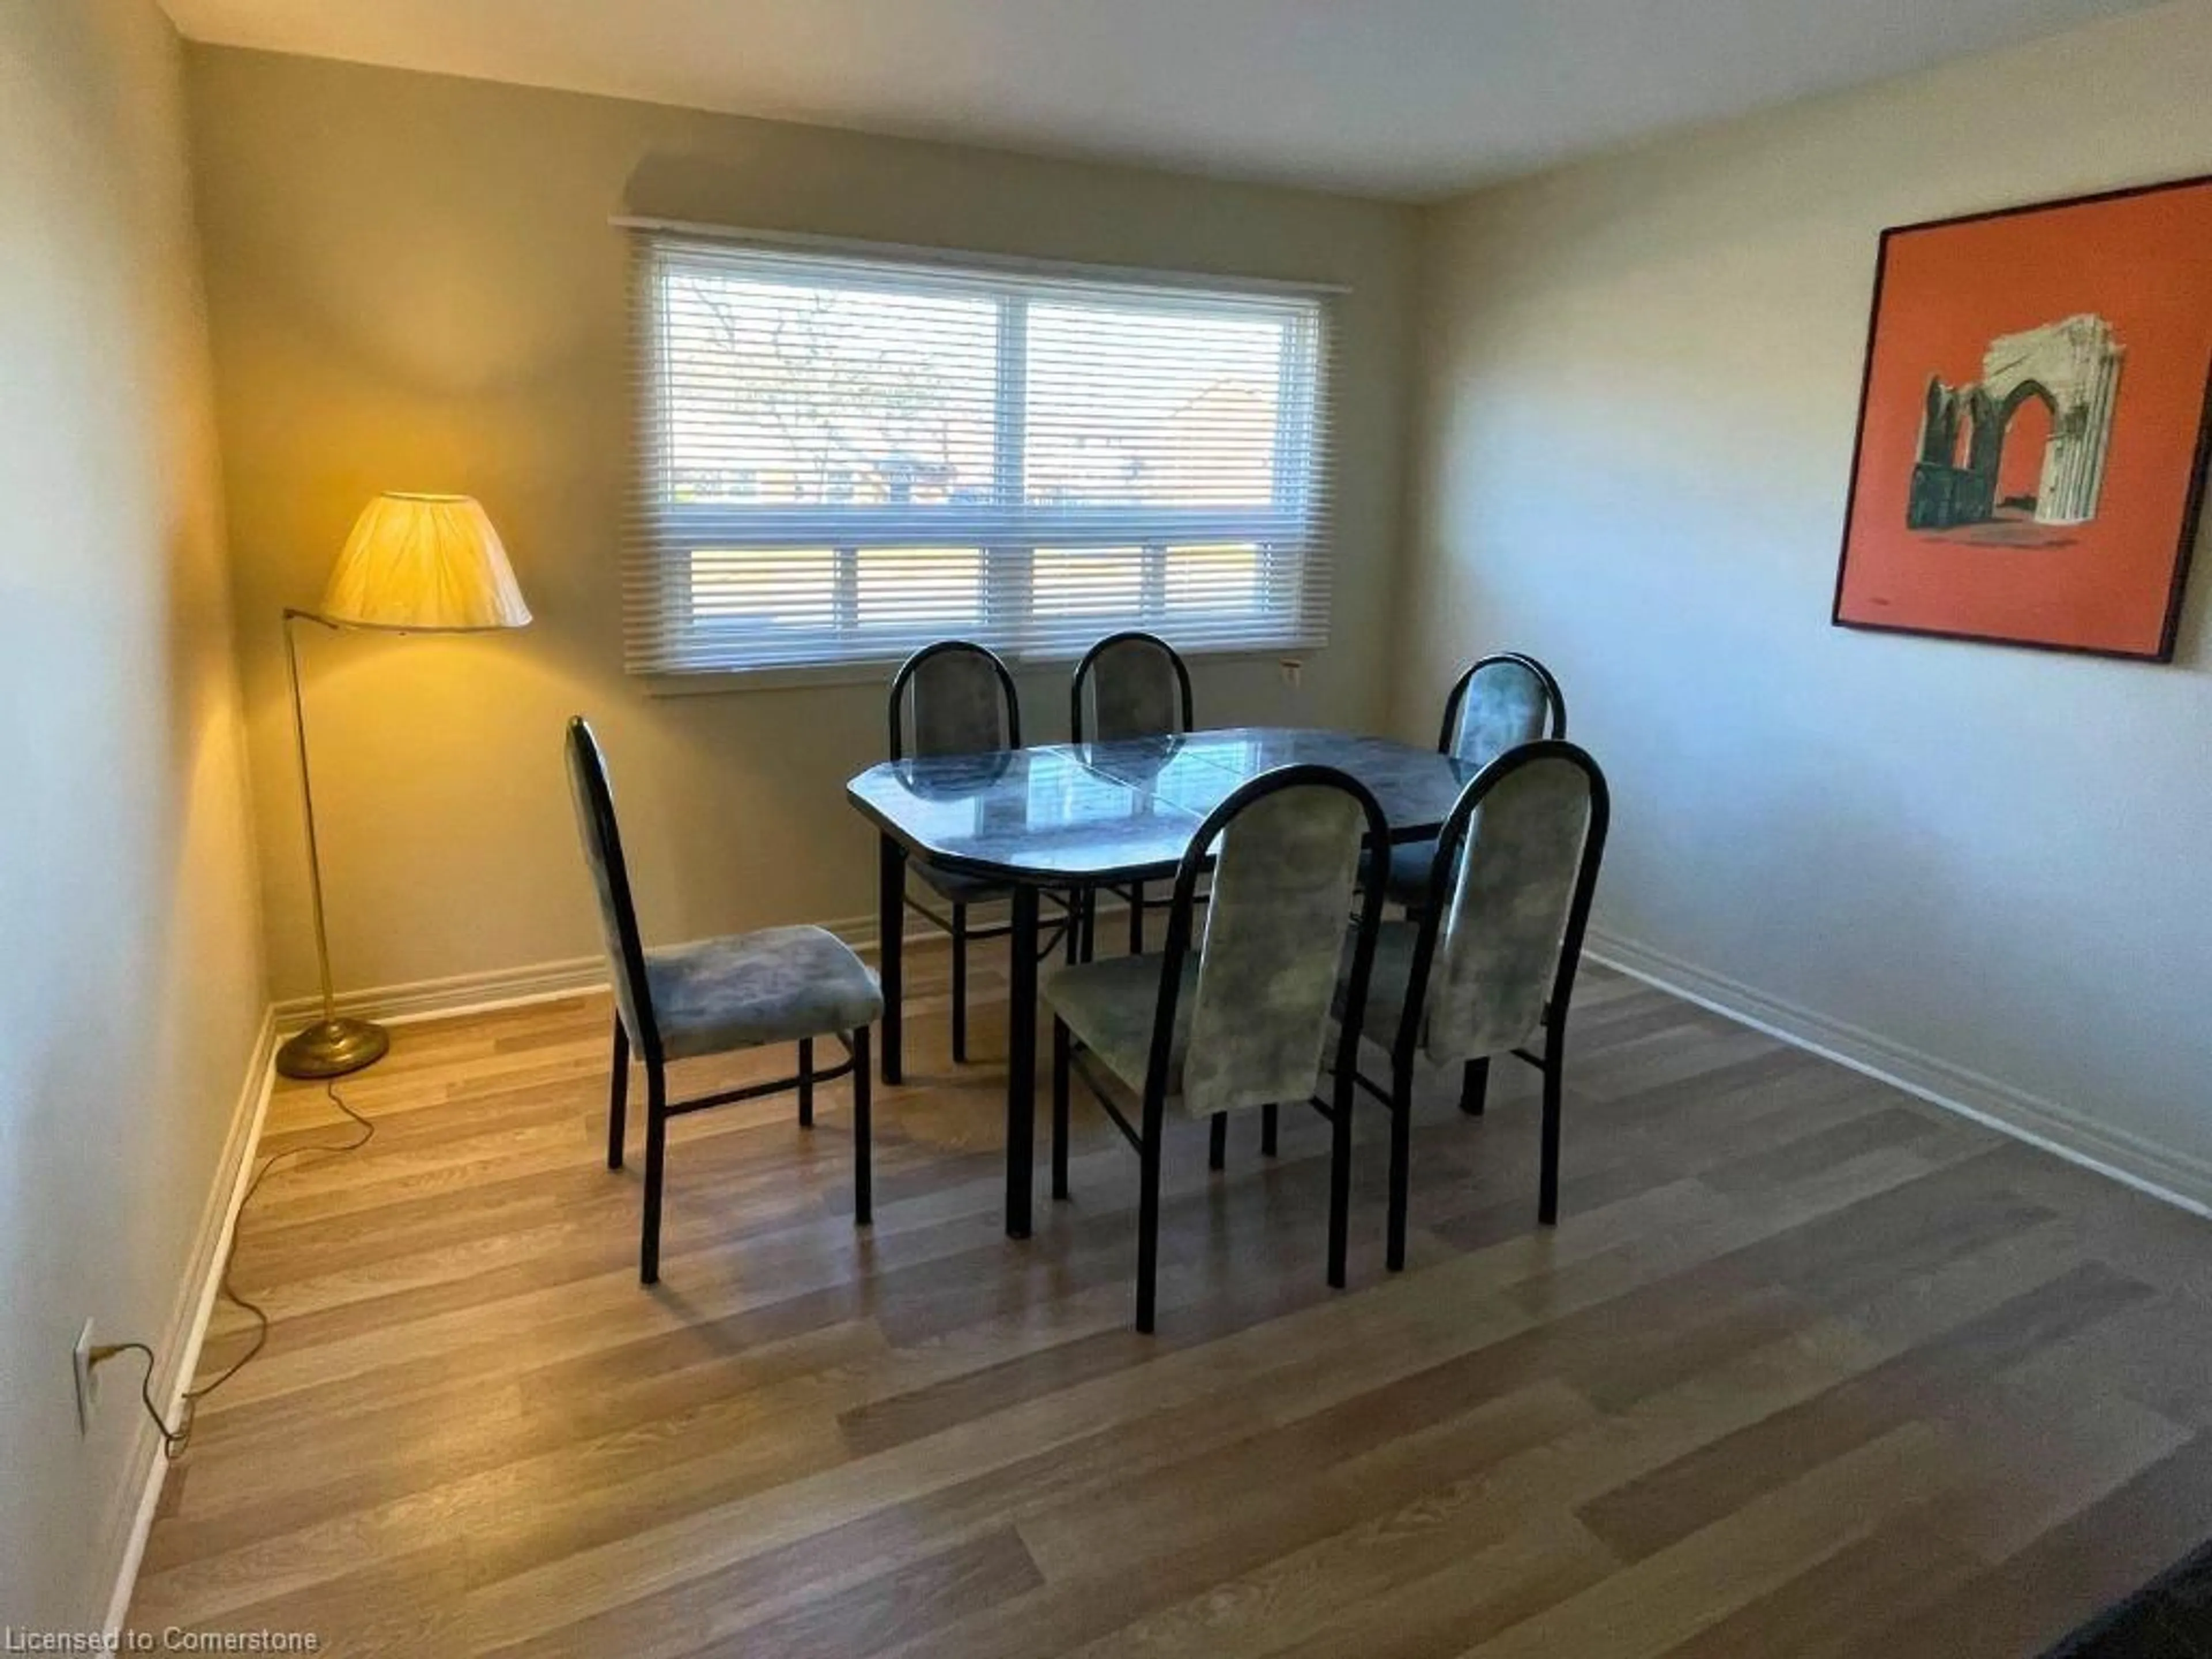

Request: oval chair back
left=1154, top=764, right=1391, bottom=1122
left=1438, top=653, right=1567, bottom=768
left=1071, top=630, right=1195, bottom=743
left=1402, top=740, right=1610, bottom=1073
left=889, top=640, right=1021, bottom=760
left=564, top=715, right=660, bottom=1067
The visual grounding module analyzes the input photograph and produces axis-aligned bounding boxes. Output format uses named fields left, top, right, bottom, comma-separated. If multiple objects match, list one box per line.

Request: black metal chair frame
left=1346, top=740, right=1610, bottom=1272
left=888, top=641, right=1076, bottom=1062
left=570, top=721, right=872, bottom=1285
left=1068, top=630, right=1199, bottom=958
left=1050, top=763, right=1393, bottom=1333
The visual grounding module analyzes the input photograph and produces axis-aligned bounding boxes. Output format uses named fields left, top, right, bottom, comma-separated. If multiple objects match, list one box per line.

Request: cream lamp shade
left=319, top=493, right=532, bottom=631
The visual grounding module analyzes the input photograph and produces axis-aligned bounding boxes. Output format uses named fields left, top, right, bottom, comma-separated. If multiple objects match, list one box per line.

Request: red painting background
left=1835, top=179, right=2212, bottom=657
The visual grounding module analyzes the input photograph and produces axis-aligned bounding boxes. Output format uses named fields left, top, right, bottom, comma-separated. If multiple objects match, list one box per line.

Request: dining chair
left=888, top=640, right=1072, bottom=1062
left=566, top=716, right=882, bottom=1285
left=1069, top=630, right=1196, bottom=956
left=1041, top=763, right=1391, bottom=1332
left=1372, top=652, right=1568, bottom=912
left=1339, top=739, right=1609, bottom=1272
left=1366, top=651, right=1567, bottom=1118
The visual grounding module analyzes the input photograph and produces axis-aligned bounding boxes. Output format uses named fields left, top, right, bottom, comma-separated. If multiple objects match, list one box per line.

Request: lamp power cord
left=89, top=1080, right=374, bottom=1460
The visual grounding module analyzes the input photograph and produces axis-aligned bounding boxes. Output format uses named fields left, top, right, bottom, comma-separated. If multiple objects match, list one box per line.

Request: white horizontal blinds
left=624, top=230, right=1336, bottom=675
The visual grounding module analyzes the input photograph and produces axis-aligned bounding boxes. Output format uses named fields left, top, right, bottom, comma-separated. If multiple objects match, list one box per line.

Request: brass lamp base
left=277, top=1016, right=390, bottom=1080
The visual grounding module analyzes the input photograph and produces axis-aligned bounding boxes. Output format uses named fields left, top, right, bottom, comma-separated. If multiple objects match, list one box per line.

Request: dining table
left=845, top=725, right=1483, bottom=1240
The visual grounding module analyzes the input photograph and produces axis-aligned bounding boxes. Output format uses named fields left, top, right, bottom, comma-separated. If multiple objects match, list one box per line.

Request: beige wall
left=181, top=47, right=1421, bottom=1001
left=0, top=0, right=267, bottom=1627
left=1402, top=3, right=2212, bottom=1194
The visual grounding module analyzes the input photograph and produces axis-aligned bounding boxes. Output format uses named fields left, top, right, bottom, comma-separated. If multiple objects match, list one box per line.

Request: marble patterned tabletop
left=847, top=726, right=1479, bottom=885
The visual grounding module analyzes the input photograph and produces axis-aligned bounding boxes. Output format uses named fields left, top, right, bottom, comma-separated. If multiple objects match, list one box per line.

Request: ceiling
left=160, top=0, right=2159, bottom=200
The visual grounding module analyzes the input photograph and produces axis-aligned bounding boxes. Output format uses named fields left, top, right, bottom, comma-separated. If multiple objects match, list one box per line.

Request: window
left=624, top=231, right=1336, bottom=677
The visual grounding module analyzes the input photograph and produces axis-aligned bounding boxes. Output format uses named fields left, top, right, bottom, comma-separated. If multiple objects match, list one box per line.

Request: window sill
left=636, top=643, right=1322, bottom=698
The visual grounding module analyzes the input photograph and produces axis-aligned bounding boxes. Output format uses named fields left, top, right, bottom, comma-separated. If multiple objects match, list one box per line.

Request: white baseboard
left=272, top=955, right=612, bottom=1031
left=103, top=1005, right=280, bottom=1635
left=1586, top=928, right=2212, bottom=1220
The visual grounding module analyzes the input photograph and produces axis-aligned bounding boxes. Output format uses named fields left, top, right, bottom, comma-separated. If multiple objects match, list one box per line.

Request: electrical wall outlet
left=1279, top=658, right=1303, bottom=688
left=73, top=1319, right=97, bottom=1434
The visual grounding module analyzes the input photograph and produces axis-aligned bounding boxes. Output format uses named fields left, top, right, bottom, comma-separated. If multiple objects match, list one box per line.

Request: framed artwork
left=1833, top=173, right=2212, bottom=660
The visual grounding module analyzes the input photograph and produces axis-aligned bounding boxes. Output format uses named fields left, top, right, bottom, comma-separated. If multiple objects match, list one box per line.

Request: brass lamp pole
left=278, top=606, right=387, bottom=1077
left=276, top=493, right=532, bottom=1080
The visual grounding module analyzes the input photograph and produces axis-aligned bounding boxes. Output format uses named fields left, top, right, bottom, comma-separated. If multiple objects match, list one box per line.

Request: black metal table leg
left=1005, top=884, right=1039, bottom=1238
left=877, top=833, right=904, bottom=1085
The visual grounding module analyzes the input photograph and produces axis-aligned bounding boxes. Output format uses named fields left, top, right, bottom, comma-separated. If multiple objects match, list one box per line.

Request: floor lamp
left=276, top=493, right=532, bottom=1080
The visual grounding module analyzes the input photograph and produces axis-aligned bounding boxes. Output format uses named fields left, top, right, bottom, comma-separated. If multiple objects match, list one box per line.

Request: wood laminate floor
left=130, top=946, right=2212, bottom=1657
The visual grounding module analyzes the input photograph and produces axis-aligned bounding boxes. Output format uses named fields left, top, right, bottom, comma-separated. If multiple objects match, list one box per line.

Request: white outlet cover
left=73, top=1318, right=96, bottom=1433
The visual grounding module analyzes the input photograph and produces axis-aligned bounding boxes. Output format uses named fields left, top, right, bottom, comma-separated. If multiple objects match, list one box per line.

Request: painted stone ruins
left=1908, top=313, right=2123, bottom=532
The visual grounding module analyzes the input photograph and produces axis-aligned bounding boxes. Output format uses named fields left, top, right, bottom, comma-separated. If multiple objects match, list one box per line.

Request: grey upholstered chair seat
left=912, top=859, right=1008, bottom=907
left=645, top=926, right=885, bottom=1061
left=1040, top=953, right=1198, bottom=1104
left=1359, top=837, right=1441, bottom=907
